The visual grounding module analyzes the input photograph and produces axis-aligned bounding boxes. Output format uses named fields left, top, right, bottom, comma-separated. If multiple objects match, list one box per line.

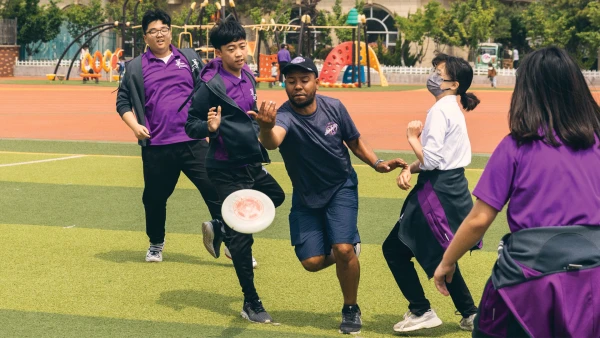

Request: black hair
left=510, top=46, right=600, bottom=150
left=209, top=18, right=246, bottom=49
left=280, top=43, right=286, bottom=49
left=82, top=43, right=89, bottom=49
left=142, top=9, right=171, bottom=35
left=432, top=53, right=480, bottom=111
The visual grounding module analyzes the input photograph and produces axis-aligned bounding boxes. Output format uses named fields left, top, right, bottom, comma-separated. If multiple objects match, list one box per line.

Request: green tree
left=329, top=0, right=348, bottom=42
left=64, top=0, right=106, bottom=48
left=521, top=0, right=599, bottom=68
left=0, top=0, right=63, bottom=57
left=577, top=1, right=600, bottom=68
left=395, top=1, right=444, bottom=64
left=234, top=0, right=281, bottom=16
left=439, top=0, right=497, bottom=60
left=522, top=2, right=573, bottom=48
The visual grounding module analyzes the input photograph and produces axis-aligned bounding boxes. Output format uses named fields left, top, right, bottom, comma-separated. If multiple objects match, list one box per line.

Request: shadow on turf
left=158, top=289, right=339, bottom=331
left=156, top=290, right=464, bottom=336
left=95, top=250, right=231, bottom=267
left=365, top=314, right=464, bottom=336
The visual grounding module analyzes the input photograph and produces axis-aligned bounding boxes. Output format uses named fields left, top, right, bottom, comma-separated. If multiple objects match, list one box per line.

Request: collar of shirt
left=143, top=44, right=180, bottom=63
left=429, top=94, right=457, bottom=112
left=219, top=66, right=247, bottom=85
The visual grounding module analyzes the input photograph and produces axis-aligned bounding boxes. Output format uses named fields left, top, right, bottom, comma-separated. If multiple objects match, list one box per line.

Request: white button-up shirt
left=419, top=95, right=471, bottom=171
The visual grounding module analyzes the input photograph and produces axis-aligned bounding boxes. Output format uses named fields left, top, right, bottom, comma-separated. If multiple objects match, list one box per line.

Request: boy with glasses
left=116, top=9, right=223, bottom=263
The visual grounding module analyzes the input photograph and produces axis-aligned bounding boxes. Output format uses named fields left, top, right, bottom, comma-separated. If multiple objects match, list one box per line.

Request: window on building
left=363, top=5, right=398, bottom=47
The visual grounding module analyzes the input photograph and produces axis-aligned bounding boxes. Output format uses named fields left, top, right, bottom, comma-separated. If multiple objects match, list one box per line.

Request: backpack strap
left=179, top=48, right=204, bottom=86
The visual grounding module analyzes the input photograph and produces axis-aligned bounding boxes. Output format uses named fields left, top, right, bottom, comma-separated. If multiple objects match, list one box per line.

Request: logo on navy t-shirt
left=325, top=122, right=338, bottom=136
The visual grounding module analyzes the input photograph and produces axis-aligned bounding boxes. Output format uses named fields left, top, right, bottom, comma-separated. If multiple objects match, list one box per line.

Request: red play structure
left=318, top=41, right=388, bottom=87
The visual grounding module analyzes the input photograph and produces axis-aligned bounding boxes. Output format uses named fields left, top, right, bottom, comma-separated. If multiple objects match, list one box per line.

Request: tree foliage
left=0, top=0, right=63, bottom=56
left=395, top=1, right=444, bottom=63
left=522, top=0, right=598, bottom=68
left=64, top=0, right=106, bottom=48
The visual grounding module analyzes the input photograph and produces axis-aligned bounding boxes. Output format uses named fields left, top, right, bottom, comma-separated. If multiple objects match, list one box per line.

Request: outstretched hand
left=248, top=100, right=278, bottom=130
left=374, top=158, right=408, bottom=173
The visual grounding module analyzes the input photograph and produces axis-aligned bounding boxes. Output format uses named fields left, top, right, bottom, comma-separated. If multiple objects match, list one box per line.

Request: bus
left=475, top=43, right=505, bottom=69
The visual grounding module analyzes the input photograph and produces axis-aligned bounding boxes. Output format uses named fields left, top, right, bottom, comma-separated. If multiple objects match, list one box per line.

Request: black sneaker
left=201, top=219, right=223, bottom=258
left=339, top=304, right=362, bottom=334
left=241, top=299, right=273, bottom=323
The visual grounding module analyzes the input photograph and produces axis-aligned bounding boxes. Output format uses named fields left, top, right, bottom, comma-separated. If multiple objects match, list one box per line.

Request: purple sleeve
left=473, top=135, right=518, bottom=211
left=338, top=102, right=360, bottom=141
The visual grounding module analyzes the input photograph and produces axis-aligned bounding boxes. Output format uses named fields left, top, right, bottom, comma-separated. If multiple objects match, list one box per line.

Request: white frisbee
left=221, top=189, right=276, bottom=234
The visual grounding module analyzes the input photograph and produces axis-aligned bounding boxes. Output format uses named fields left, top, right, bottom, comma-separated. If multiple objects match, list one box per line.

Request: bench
left=255, top=77, right=276, bottom=83
left=80, top=73, right=101, bottom=83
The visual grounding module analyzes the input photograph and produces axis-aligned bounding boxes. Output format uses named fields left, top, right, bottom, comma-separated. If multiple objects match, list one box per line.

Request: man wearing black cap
left=250, top=56, right=407, bottom=334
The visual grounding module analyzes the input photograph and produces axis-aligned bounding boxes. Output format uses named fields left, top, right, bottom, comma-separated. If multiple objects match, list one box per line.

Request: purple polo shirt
left=277, top=49, right=291, bottom=63
left=473, top=135, right=600, bottom=232
left=142, top=46, right=194, bottom=145
left=213, top=66, right=257, bottom=161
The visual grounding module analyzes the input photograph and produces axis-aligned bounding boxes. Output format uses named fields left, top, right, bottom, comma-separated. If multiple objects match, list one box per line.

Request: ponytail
left=460, top=92, right=480, bottom=111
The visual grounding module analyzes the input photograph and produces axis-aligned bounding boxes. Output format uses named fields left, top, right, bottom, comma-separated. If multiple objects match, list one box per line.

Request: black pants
left=278, top=61, right=288, bottom=82
left=142, top=139, right=221, bottom=244
left=208, top=163, right=285, bottom=302
left=382, top=221, right=477, bottom=317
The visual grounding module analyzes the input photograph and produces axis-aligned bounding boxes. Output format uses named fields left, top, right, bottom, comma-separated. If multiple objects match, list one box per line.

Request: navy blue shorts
left=289, top=176, right=361, bottom=261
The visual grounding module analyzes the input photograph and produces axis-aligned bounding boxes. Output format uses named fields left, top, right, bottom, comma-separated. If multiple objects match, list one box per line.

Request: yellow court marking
left=0, top=151, right=484, bottom=171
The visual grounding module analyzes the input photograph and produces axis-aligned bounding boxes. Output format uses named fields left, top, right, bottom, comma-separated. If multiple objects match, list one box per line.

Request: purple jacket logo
left=325, top=122, right=338, bottom=136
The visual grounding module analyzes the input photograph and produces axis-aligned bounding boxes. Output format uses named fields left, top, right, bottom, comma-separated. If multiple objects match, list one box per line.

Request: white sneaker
left=145, top=242, right=164, bottom=262
left=393, top=309, right=443, bottom=332
left=224, top=246, right=258, bottom=269
left=459, top=313, right=476, bottom=331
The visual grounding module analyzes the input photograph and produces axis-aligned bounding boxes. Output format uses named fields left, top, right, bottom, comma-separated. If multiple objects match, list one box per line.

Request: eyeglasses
left=430, top=68, right=455, bottom=82
left=146, top=27, right=170, bottom=37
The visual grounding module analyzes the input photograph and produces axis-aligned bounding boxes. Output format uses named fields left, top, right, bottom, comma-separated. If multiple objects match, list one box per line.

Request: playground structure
left=319, top=41, right=388, bottom=87
left=49, top=0, right=386, bottom=88
left=79, top=48, right=124, bottom=82
left=256, top=53, right=279, bottom=83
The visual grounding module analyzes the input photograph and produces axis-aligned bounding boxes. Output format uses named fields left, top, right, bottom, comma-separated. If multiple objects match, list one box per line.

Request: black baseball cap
left=282, top=56, right=319, bottom=77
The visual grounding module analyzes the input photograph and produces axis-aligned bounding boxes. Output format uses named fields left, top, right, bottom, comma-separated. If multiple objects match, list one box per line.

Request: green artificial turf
left=0, top=139, right=508, bottom=337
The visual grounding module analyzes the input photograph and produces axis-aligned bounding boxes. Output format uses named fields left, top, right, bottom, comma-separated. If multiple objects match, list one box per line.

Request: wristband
left=373, top=159, right=384, bottom=169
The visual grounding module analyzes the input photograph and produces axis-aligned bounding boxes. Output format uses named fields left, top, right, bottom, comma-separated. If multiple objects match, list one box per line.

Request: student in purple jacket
left=185, top=18, right=285, bottom=324
left=434, top=46, right=600, bottom=337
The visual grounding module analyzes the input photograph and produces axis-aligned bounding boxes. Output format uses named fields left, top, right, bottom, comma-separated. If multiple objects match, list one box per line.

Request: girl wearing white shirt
left=383, top=54, right=481, bottom=333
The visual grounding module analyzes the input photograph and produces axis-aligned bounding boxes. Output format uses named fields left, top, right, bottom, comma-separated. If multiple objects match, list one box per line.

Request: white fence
left=16, top=59, right=80, bottom=68
left=16, top=59, right=600, bottom=78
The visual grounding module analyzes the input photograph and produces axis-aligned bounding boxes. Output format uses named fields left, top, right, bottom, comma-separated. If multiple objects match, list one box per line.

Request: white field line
left=0, top=151, right=484, bottom=171
left=0, top=155, right=86, bottom=168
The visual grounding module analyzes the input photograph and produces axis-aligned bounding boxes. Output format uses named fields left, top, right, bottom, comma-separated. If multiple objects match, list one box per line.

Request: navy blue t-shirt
left=276, top=95, right=360, bottom=208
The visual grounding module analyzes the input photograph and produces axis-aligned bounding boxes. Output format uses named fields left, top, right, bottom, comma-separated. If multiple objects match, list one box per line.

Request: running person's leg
left=207, top=165, right=273, bottom=323
left=323, top=178, right=362, bottom=334
left=382, top=222, right=442, bottom=332
left=141, top=143, right=182, bottom=261
left=446, top=264, right=478, bottom=330
left=180, top=139, right=226, bottom=258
